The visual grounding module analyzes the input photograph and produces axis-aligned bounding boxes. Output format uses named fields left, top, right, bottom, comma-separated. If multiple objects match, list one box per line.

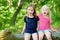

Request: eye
left=31, top=9, right=34, bottom=11
left=28, top=8, right=30, bottom=10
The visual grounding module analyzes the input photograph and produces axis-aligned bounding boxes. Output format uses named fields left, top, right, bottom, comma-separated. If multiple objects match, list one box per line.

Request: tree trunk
left=10, top=0, right=24, bottom=25
left=7, top=0, right=13, bottom=9
left=32, top=0, right=38, bottom=7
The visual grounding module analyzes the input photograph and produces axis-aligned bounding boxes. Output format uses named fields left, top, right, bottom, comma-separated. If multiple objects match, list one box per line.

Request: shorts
left=38, top=29, right=51, bottom=34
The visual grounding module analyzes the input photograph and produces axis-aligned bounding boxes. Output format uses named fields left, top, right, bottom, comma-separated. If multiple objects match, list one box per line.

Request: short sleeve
left=24, top=16, right=27, bottom=23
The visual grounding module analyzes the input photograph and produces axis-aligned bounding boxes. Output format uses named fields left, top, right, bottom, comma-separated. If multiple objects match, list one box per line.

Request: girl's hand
left=52, top=29, right=57, bottom=32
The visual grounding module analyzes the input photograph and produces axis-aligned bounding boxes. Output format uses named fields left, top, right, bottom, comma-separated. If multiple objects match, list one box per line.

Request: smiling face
left=41, top=5, right=49, bottom=16
left=27, top=6, right=34, bottom=15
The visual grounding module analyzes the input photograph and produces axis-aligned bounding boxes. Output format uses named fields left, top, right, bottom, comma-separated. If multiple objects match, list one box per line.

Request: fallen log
left=0, top=30, right=60, bottom=40
left=43, top=31, right=60, bottom=40
left=14, top=31, right=60, bottom=40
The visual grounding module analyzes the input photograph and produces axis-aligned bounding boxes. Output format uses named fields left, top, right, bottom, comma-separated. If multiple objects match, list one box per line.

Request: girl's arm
left=49, top=14, right=55, bottom=31
left=50, top=19, right=53, bottom=31
left=21, top=22, right=26, bottom=34
left=50, top=25, right=57, bottom=32
left=37, top=15, right=39, bottom=31
left=50, top=19, right=57, bottom=32
left=37, top=21, right=39, bottom=31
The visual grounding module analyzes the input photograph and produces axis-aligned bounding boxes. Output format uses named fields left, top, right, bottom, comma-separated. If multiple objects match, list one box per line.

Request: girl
left=22, top=4, right=39, bottom=40
left=38, top=5, right=56, bottom=40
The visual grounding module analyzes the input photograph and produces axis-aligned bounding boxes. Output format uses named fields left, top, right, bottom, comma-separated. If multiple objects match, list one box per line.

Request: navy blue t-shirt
left=24, top=16, right=39, bottom=33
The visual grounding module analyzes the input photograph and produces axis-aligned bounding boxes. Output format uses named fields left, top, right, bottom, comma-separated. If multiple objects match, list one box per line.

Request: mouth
left=44, top=12, right=46, bottom=14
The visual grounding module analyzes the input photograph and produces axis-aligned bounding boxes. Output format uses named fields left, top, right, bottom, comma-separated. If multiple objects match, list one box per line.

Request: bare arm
left=50, top=18, right=57, bottom=31
left=21, top=22, right=26, bottom=34
left=50, top=19, right=53, bottom=30
left=49, top=14, right=54, bottom=31
left=37, top=21, right=39, bottom=31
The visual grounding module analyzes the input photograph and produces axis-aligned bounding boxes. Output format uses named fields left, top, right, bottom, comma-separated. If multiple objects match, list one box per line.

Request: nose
left=29, top=10, right=32, bottom=12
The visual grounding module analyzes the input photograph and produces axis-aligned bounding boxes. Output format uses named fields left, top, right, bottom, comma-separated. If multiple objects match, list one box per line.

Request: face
left=27, top=7, right=34, bottom=15
left=41, top=6, right=49, bottom=16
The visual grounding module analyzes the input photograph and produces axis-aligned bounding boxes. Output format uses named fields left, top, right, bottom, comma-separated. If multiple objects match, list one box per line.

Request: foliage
left=0, top=0, right=60, bottom=33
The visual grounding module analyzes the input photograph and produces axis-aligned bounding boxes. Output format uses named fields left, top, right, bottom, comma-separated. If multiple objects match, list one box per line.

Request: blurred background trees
left=0, top=0, right=60, bottom=33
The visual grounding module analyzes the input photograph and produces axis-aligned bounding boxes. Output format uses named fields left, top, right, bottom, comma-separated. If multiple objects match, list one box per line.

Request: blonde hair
left=41, top=5, right=49, bottom=10
left=41, top=5, right=51, bottom=18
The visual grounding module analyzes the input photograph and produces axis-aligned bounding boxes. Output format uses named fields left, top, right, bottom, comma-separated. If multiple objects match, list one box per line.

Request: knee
left=46, top=36, right=52, bottom=40
left=39, top=35, right=44, bottom=40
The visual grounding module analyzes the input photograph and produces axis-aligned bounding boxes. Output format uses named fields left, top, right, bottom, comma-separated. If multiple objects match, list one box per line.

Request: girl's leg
left=24, top=33, right=31, bottom=40
left=44, top=30, right=52, bottom=40
left=32, top=33, right=38, bottom=40
left=38, top=31, right=44, bottom=40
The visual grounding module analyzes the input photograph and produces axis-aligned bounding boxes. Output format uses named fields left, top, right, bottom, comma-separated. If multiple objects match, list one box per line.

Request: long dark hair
left=26, top=4, right=37, bottom=18
left=25, top=4, right=39, bottom=22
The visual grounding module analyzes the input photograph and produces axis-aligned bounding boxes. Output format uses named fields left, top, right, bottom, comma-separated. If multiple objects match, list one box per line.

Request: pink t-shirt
left=38, top=14, right=51, bottom=30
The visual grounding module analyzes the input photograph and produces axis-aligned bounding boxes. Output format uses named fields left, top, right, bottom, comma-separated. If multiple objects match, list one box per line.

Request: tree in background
left=10, top=0, right=24, bottom=25
left=0, top=0, right=60, bottom=33
left=7, top=0, right=13, bottom=9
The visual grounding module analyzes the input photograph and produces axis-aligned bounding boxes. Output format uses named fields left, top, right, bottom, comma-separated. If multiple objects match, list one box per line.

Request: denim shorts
left=24, top=32, right=38, bottom=36
left=38, top=29, right=51, bottom=34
